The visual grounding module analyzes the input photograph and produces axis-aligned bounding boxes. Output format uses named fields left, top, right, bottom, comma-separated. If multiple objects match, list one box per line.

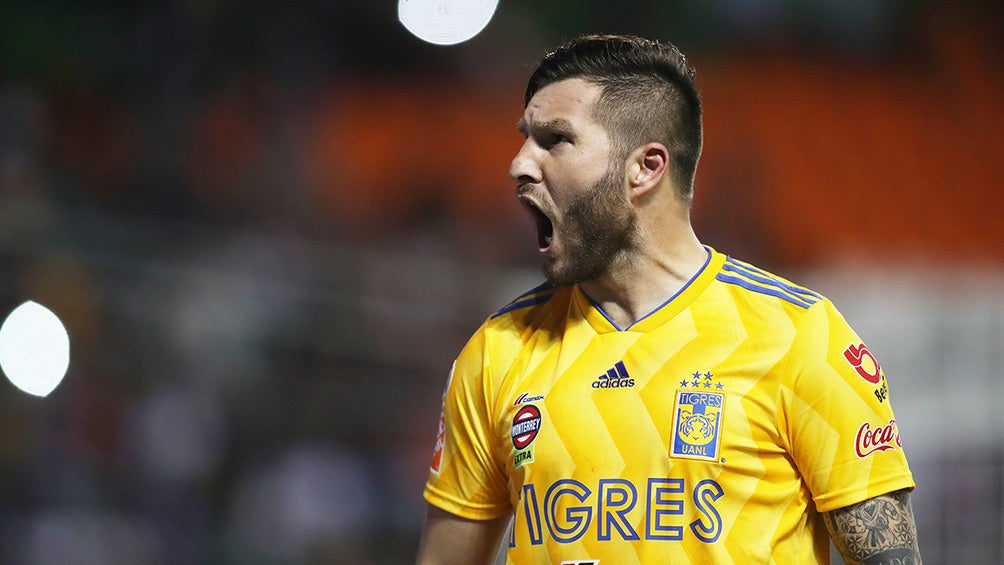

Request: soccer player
left=416, top=35, right=921, bottom=564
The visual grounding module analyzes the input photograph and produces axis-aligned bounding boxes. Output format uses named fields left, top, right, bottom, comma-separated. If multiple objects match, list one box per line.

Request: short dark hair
left=525, top=34, right=703, bottom=201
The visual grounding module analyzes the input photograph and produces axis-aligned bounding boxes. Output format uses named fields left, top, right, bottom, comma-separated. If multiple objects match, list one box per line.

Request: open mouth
left=521, top=199, right=554, bottom=251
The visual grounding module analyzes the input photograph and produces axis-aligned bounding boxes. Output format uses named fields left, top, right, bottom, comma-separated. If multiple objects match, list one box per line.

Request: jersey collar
left=574, top=246, right=724, bottom=333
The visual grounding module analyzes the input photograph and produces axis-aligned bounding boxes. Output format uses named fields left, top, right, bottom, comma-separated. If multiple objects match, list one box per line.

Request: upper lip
left=516, top=183, right=546, bottom=212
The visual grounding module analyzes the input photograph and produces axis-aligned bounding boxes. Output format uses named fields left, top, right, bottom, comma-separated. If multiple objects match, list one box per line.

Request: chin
left=541, top=263, right=572, bottom=287
left=542, top=263, right=584, bottom=288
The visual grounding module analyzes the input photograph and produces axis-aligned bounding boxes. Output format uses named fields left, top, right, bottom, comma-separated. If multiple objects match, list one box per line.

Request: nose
left=509, top=138, right=541, bottom=185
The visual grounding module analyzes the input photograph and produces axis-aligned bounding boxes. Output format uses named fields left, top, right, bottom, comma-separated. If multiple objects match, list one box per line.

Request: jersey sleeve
left=780, top=298, right=915, bottom=513
left=423, top=322, right=511, bottom=520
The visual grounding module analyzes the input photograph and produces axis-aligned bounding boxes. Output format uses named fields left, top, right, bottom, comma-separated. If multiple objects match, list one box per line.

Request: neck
left=579, top=228, right=707, bottom=329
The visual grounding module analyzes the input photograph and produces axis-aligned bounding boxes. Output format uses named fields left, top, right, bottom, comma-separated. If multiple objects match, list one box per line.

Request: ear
left=626, top=142, right=669, bottom=198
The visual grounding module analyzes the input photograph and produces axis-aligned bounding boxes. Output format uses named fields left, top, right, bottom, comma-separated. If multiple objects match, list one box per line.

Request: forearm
left=823, top=488, right=922, bottom=565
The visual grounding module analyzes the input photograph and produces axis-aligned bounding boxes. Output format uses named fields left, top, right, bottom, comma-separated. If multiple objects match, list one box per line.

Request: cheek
left=548, top=162, right=610, bottom=203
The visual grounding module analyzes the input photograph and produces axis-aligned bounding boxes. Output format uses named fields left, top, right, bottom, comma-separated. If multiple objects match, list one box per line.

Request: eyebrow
left=517, top=117, right=575, bottom=137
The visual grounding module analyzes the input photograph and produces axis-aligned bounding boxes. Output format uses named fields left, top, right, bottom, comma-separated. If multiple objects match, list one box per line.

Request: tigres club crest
left=670, top=390, right=725, bottom=461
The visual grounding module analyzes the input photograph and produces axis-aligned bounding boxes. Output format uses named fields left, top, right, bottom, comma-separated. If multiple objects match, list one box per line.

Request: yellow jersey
left=424, top=248, right=914, bottom=564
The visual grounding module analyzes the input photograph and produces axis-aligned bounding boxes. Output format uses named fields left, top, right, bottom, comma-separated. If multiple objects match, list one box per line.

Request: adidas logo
left=592, top=361, right=635, bottom=389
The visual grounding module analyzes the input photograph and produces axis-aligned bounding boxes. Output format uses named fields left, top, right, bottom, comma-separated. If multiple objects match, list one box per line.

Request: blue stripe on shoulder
left=491, top=282, right=556, bottom=318
left=724, top=258, right=822, bottom=301
left=716, top=273, right=815, bottom=308
left=717, top=258, right=820, bottom=309
left=514, top=281, right=555, bottom=302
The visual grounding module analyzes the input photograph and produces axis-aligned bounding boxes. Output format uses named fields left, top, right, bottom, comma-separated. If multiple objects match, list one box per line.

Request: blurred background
left=0, top=1, right=1001, bottom=563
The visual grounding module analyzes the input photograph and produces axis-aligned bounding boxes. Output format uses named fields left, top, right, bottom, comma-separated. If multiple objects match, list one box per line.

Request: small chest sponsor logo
left=670, top=390, right=725, bottom=461
left=514, top=392, right=545, bottom=405
left=592, top=361, right=634, bottom=388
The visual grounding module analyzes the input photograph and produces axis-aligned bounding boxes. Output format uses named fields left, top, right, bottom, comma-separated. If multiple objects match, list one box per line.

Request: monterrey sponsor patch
left=670, top=390, right=725, bottom=461
left=512, top=405, right=541, bottom=449
left=855, top=418, right=902, bottom=458
left=512, top=404, right=541, bottom=468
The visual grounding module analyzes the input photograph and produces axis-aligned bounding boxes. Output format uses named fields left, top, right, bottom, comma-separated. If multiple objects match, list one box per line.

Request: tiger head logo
left=678, top=411, right=717, bottom=445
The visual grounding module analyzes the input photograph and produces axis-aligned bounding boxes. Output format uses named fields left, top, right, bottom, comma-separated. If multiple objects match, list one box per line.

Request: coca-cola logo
left=855, top=419, right=902, bottom=458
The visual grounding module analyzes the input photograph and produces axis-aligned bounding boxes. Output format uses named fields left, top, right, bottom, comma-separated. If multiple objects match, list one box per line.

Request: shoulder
left=705, top=253, right=854, bottom=347
left=489, top=281, right=561, bottom=320
left=464, top=281, right=571, bottom=363
left=712, top=254, right=828, bottom=312
left=485, top=281, right=574, bottom=332
left=711, top=255, right=872, bottom=383
left=449, top=282, right=568, bottom=402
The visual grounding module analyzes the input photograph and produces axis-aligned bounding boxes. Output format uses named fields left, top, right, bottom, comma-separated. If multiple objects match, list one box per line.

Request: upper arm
left=822, top=488, right=922, bottom=565
left=415, top=504, right=511, bottom=565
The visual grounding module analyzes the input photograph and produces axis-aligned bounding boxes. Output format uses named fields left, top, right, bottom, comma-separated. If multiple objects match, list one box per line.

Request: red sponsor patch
left=855, top=419, right=902, bottom=458
left=511, top=404, right=541, bottom=450
left=843, top=342, right=883, bottom=384
left=430, top=363, right=454, bottom=474
left=430, top=410, right=446, bottom=474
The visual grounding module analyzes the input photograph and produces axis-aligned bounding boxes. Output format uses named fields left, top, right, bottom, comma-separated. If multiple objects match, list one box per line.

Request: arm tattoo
left=823, top=489, right=922, bottom=565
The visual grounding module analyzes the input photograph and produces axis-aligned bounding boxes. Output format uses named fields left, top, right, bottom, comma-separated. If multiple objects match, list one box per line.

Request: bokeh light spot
left=0, top=301, right=70, bottom=397
left=398, top=0, right=499, bottom=46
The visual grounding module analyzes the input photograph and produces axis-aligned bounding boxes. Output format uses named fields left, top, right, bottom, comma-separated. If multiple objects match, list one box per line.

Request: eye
left=542, top=133, right=571, bottom=149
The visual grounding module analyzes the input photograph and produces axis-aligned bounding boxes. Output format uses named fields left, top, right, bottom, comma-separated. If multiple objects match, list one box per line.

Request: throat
left=580, top=281, right=666, bottom=330
left=580, top=250, right=708, bottom=329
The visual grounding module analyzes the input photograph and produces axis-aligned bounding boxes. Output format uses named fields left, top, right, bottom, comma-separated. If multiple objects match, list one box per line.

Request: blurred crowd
left=0, top=1, right=1001, bottom=563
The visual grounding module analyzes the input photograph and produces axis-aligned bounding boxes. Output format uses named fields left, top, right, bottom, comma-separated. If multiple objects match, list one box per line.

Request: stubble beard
left=543, top=162, right=637, bottom=287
